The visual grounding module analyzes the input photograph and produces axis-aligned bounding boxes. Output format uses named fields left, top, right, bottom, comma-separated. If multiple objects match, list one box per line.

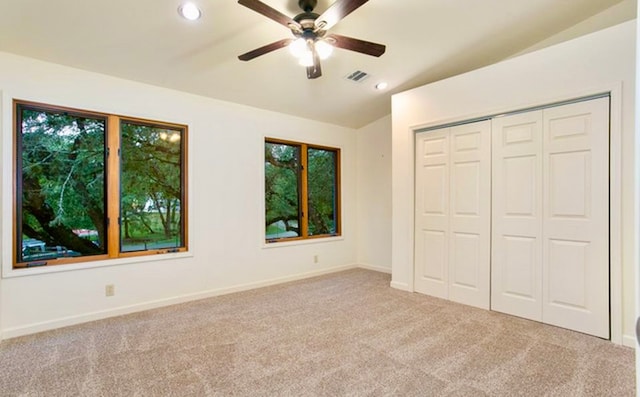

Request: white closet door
left=448, top=121, right=491, bottom=309
left=414, top=128, right=450, bottom=299
left=414, top=121, right=491, bottom=309
left=491, top=111, right=543, bottom=321
left=542, top=97, right=609, bottom=338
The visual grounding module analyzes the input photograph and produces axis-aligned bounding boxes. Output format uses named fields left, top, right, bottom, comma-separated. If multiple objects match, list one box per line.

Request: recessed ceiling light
left=375, top=82, right=388, bottom=90
left=178, top=2, right=201, bottom=21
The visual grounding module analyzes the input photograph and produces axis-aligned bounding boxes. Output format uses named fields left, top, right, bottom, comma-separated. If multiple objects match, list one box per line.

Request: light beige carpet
left=0, top=269, right=635, bottom=396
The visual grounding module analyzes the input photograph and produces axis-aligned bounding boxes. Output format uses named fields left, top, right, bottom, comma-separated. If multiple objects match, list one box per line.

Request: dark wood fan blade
left=238, top=38, right=292, bottom=61
left=238, top=0, right=301, bottom=30
left=326, top=34, right=385, bottom=57
left=315, top=0, right=368, bottom=31
left=306, top=48, right=322, bottom=79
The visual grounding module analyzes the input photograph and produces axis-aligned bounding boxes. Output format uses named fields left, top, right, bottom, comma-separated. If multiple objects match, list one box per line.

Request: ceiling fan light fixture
left=178, top=2, right=201, bottom=21
left=289, top=38, right=308, bottom=58
left=315, top=40, right=333, bottom=60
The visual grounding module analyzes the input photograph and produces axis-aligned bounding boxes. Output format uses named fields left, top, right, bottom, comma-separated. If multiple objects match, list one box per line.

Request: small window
left=265, top=138, right=340, bottom=242
left=120, top=121, right=185, bottom=253
left=14, top=101, right=188, bottom=268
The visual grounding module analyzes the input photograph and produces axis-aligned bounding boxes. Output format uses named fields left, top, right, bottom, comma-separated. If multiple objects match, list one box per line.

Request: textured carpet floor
left=0, top=269, right=635, bottom=396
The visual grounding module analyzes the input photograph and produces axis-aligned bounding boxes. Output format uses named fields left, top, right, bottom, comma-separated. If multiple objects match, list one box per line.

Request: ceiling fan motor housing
left=293, top=12, right=320, bottom=32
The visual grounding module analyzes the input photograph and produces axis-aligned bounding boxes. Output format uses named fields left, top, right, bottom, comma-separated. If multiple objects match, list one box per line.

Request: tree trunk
left=123, top=212, right=131, bottom=239
left=163, top=199, right=172, bottom=238
left=22, top=173, right=103, bottom=255
left=136, top=212, right=155, bottom=234
left=151, top=193, right=170, bottom=238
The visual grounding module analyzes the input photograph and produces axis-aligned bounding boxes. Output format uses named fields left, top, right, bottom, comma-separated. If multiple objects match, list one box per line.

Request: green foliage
left=17, top=107, right=185, bottom=261
left=265, top=143, right=300, bottom=237
left=19, top=108, right=107, bottom=259
left=120, top=122, right=183, bottom=251
left=307, top=148, right=336, bottom=235
left=264, top=142, right=337, bottom=239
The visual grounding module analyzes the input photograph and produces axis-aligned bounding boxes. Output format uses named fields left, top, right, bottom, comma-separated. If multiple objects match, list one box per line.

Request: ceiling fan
left=237, top=0, right=386, bottom=79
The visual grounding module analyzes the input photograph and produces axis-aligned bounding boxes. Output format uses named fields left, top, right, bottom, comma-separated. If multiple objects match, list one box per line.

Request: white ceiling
left=0, top=0, right=634, bottom=128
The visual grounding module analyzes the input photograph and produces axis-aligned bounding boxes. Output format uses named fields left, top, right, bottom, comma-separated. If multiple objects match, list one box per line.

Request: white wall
left=0, top=52, right=358, bottom=338
left=356, top=115, right=392, bottom=273
left=391, top=21, right=636, bottom=345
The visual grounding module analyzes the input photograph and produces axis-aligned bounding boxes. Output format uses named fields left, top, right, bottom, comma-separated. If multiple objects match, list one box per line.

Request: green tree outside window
left=14, top=101, right=187, bottom=268
left=265, top=139, right=340, bottom=242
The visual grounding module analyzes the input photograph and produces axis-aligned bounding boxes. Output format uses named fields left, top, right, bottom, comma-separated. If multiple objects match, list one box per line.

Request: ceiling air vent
left=345, top=70, right=369, bottom=83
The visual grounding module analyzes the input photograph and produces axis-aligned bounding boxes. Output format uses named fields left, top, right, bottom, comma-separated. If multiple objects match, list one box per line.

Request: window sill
left=2, top=251, right=193, bottom=279
left=262, top=235, right=344, bottom=249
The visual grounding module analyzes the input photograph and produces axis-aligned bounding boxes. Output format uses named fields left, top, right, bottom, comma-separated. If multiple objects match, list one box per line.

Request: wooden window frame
left=265, top=138, right=341, bottom=243
left=13, top=100, right=189, bottom=269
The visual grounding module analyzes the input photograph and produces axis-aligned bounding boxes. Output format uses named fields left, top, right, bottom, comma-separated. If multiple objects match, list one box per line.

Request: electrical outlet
left=105, top=284, right=115, bottom=297
left=313, top=255, right=319, bottom=264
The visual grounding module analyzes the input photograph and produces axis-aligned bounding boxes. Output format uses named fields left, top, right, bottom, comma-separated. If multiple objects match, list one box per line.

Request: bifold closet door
left=415, top=128, right=450, bottom=299
left=448, top=122, right=491, bottom=308
left=542, top=98, right=609, bottom=339
left=491, top=97, right=609, bottom=338
left=414, top=121, right=491, bottom=309
left=491, top=111, right=544, bottom=321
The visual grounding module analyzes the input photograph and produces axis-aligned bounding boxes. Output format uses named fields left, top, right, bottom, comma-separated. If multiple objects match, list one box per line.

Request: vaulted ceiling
left=0, top=0, right=634, bottom=128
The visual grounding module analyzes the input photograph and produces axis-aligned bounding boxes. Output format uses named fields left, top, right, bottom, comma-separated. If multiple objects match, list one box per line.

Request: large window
left=265, top=139, right=340, bottom=242
left=14, top=101, right=187, bottom=268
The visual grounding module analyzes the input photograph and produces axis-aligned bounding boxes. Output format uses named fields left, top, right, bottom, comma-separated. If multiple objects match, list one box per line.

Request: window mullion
left=106, top=116, right=121, bottom=258
left=334, top=148, right=342, bottom=236
left=300, top=144, right=309, bottom=238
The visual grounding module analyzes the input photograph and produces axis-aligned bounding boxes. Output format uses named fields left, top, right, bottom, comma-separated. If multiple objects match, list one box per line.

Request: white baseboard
left=622, top=334, right=636, bottom=348
left=2, top=263, right=358, bottom=339
left=390, top=280, right=412, bottom=292
left=357, top=263, right=392, bottom=274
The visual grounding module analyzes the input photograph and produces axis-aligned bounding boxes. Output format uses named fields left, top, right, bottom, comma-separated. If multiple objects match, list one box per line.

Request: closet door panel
left=542, top=98, right=609, bottom=339
left=414, top=129, right=450, bottom=299
left=450, top=232, right=481, bottom=289
left=448, top=121, right=491, bottom=309
left=491, top=111, right=543, bottom=321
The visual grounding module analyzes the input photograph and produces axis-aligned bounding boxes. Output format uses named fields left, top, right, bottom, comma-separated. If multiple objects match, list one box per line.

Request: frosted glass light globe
left=315, top=40, right=333, bottom=60
left=289, top=38, right=308, bottom=58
